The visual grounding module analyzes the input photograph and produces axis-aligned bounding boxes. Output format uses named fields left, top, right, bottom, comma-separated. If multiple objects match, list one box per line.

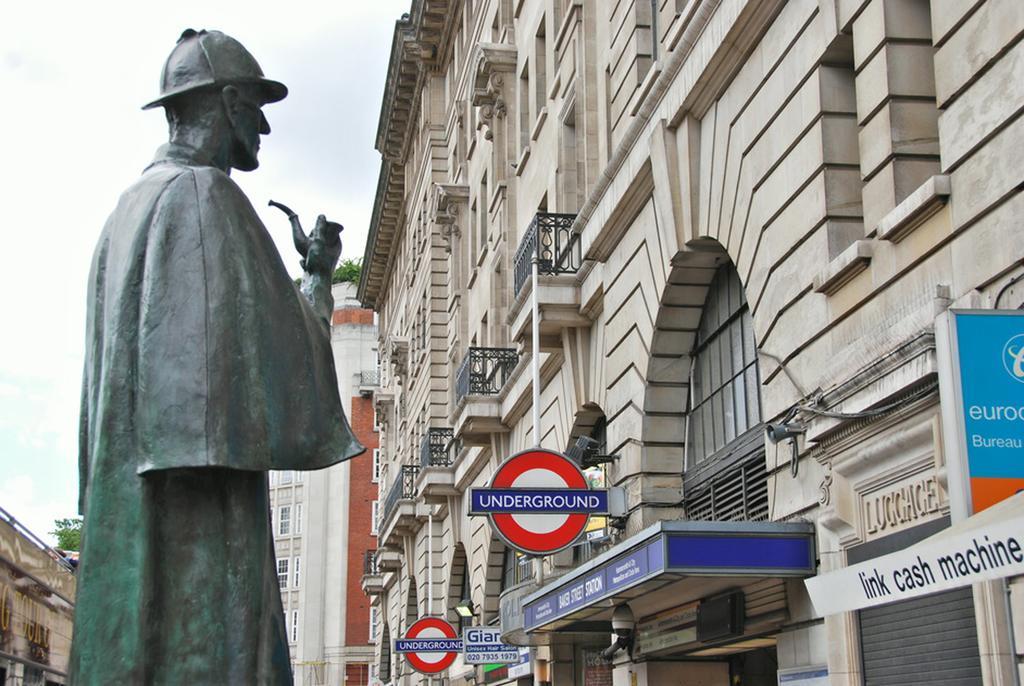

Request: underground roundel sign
left=469, top=448, right=609, bottom=555
left=393, top=617, right=462, bottom=674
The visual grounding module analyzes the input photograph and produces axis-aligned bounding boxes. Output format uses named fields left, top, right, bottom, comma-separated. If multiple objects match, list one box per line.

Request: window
left=371, top=501, right=380, bottom=536
left=478, top=172, right=488, bottom=249
left=278, top=505, right=291, bottom=536
left=501, top=548, right=532, bottom=590
left=293, top=556, right=301, bottom=587
left=290, top=610, right=298, bottom=643
left=534, top=19, right=547, bottom=118
left=681, top=263, right=768, bottom=523
left=277, top=558, right=289, bottom=589
left=519, top=61, right=530, bottom=151
left=279, top=470, right=293, bottom=485
left=372, top=449, right=381, bottom=482
left=294, top=504, right=302, bottom=535
left=686, top=264, right=762, bottom=468
left=370, top=606, right=379, bottom=639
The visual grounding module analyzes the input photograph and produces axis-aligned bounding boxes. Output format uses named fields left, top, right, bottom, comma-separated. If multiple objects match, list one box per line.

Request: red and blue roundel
left=394, top=617, right=460, bottom=674
left=472, top=448, right=607, bottom=555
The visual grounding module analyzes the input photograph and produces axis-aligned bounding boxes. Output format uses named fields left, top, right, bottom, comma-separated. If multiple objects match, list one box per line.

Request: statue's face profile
left=223, top=85, right=271, bottom=172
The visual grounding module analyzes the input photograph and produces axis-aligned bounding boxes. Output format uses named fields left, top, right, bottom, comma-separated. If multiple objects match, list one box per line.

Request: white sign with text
left=806, top=498, right=1024, bottom=615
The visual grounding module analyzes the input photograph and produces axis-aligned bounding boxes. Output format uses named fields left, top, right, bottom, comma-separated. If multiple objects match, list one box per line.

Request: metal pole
left=532, top=255, right=541, bottom=447
left=427, top=509, right=433, bottom=615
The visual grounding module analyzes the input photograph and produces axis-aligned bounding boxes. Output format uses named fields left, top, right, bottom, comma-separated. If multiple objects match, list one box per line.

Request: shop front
left=520, top=521, right=816, bottom=686
left=0, top=510, right=76, bottom=686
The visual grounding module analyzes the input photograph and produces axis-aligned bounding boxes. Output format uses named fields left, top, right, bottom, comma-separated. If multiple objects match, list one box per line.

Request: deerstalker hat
left=142, top=29, right=288, bottom=110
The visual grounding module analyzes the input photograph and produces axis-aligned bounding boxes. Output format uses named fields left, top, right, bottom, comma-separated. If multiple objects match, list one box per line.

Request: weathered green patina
left=70, top=30, right=362, bottom=685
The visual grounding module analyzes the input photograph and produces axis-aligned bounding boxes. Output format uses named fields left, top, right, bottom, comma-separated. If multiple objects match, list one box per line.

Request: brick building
left=269, top=281, right=380, bottom=685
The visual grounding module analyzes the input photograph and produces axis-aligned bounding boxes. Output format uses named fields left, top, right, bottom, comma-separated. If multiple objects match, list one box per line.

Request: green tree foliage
left=332, top=258, right=362, bottom=284
left=51, top=517, right=83, bottom=551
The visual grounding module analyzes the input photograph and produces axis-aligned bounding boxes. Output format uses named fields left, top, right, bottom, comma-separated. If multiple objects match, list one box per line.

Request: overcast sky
left=0, top=1, right=409, bottom=544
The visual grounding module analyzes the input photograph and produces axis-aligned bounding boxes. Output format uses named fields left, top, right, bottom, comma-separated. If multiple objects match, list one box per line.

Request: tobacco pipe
left=268, top=199, right=344, bottom=273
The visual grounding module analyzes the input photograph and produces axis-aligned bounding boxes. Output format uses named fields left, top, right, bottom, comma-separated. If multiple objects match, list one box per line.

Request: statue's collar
left=147, top=143, right=220, bottom=171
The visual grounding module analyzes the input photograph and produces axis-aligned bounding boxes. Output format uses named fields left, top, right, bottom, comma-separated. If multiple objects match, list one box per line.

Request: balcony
left=378, top=464, right=421, bottom=548
left=456, top=347, right=518, bottom=401
left=509, top=213, right=590, bottom=344
left=420, top=427, right=457, bottom=467
left=376, top=548, right=403, bottom=573
left=513, top=213, right=581, bottom=295
left=417, top=428, right=461, bottom=502
left=358, top=370, right=380, bottom=398
left=360, top=550, right=383, bottom=596
left=453, top=347, right=519, bottom=445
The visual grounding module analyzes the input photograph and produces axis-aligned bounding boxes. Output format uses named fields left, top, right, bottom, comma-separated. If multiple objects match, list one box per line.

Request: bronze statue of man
left=70, top=29, right=363, bottom=684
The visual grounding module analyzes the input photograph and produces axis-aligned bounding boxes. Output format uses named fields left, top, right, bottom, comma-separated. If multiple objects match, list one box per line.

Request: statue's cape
left=79, top=143, right=363, bottom=512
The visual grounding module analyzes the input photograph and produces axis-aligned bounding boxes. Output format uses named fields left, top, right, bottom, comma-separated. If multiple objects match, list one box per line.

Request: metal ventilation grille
left=684, top=453, right=769, bottom=522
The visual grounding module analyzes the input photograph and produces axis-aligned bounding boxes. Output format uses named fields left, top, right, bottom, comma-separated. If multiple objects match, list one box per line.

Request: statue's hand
left=301, top=214, right=344, bottom=276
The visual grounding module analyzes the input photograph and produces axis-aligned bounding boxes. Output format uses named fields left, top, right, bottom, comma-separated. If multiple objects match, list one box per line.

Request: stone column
left=852, top=0, right=941, bottom=233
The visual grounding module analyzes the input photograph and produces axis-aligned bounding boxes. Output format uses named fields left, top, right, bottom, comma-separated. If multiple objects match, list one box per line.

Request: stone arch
left=479, top=531, right=507, bottom=624
left=379, top=623, right=392, bottom=683
left=641, top=241, right=772, bottom=523
left=642, top=244, right=733, bottom=460
left=404, top=576, right=419, bottom=631
left=565, top=403, right=607, bottom=454
left=445, top=543, right=469, bottom=624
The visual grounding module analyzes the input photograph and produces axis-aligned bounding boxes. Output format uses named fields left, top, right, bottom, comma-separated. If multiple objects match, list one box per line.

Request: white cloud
left=0, top=474, right=69, bottom=547
left=0, top=1, right=408, bottom=531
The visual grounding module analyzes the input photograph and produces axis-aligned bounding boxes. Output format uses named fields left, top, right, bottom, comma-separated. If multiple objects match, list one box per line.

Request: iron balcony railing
left=455, top=347, right=519, bottom=403
left=360, top=370, right=380, bottom=386
left=420, top=427, right=460, bottom=467
left=513, top=212, right=581, bottom=295
left=380, top=464, right=420, bottom=527
left=364, top=550, right=379, bottom=575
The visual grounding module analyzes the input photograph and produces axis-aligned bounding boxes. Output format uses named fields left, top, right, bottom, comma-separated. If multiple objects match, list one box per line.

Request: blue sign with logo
left=524, top=540, right=664, bottom=629
left=394, top=638, right=464, bottom=653
left=522, top=524, right=814, bottom=631
left=949, top=311, right=1024, bottom=513
left=469, top=488, right=609, bottom=514
left=666, top=534, right=813, bottom=573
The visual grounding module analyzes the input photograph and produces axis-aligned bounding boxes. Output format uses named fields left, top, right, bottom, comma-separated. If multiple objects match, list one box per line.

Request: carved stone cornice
left=410, top=0, right=459, bottom=70
left=469, top=44, right=517, bottom=139
left=429, top=183, right=469, bottom=252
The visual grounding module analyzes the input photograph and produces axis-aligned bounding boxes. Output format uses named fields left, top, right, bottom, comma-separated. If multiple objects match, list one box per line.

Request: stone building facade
left=269, top=282, right=380, bottom=685
left=358, top=0, right=1024, bottom=684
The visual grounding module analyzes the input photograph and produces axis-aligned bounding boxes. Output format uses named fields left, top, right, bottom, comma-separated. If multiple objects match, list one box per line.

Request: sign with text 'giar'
left=470, top=448, right=609, bottom=555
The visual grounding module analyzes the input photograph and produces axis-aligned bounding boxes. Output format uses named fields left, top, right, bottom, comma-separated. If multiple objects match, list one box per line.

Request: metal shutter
left=859, top=586, right=983, bottom=685
left=684, top=427, right=768, bottom=522
left=851, top=518, right=983, bottom=686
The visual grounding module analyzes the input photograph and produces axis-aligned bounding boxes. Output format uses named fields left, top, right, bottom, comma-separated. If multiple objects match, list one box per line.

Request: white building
left=269, top=281, right=381, bottom=686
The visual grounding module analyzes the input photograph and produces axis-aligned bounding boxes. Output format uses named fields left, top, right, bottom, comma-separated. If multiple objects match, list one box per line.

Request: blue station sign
left=522, top=522, right=815, bottom=631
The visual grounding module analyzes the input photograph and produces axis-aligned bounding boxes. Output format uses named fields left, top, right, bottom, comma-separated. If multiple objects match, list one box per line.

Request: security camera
left=610, top=604, right=634, bottom=636
left=765, top=422, right=805, bottom=444
left=602, top=605, right=634, bottom=661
